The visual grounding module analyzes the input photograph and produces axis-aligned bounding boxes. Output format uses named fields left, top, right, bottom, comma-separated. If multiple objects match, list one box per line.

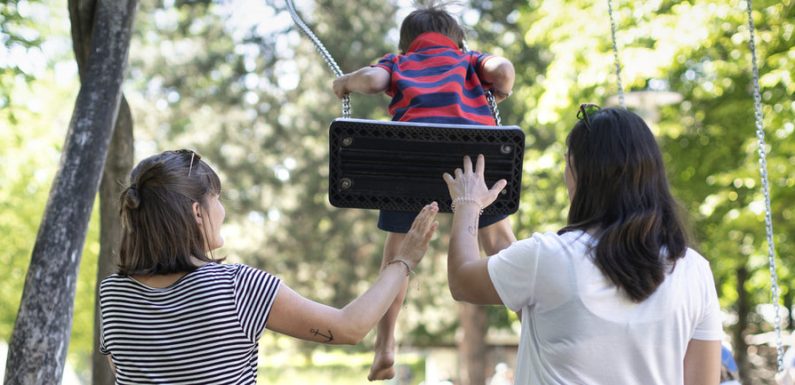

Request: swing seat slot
left=329, top=118, right=525, bottom=214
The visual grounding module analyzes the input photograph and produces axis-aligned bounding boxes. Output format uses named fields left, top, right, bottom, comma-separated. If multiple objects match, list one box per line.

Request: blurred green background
left=1, top=0, right=793, bottom=384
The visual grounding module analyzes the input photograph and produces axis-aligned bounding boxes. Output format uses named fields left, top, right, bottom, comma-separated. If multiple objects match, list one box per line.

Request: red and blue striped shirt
left=374, top=32, right=496, bottom=126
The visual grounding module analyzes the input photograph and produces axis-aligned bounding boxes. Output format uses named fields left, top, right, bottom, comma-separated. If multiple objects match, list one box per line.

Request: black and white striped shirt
left=100, top=263, right=280, bottom=384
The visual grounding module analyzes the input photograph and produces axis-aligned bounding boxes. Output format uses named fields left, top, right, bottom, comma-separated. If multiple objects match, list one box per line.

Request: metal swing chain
left=462, top=41, right=502, bottom=126
left=604, top=0, right=783, bottom=370
left=487, top=91, right=502, bottom=126
left=606, top=0, right=626, bottom=108
left=285, top=0, right=351, bottom=118
left=744, top=0, right=785, bottom=373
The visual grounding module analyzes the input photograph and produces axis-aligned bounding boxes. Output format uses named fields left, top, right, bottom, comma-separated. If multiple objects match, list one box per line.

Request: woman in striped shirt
left=99, top=149, right=438, bottom=384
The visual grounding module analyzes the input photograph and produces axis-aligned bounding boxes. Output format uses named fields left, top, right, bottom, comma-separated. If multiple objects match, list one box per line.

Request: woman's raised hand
left=442, top=155, right=507, bottom=210
left=395, top=203, right=439, bottom=270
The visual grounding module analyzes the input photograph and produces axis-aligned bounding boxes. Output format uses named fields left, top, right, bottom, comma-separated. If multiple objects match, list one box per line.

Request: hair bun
left=124, top=185, right=141, bottom=209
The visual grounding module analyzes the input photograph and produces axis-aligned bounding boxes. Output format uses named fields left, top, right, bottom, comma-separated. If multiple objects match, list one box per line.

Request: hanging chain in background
left=606, top=0, right=626, bottom=108
left=744, top=0, right=784, bottom=373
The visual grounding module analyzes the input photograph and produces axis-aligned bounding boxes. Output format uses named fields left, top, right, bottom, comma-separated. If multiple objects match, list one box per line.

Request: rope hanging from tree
left=744, top=0, right=784, bottom=373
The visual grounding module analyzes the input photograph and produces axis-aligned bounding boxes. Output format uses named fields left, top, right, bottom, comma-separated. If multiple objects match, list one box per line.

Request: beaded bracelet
left=387, top=259, right=413, bottom=277
left=451, top=197, right=484, bottom=215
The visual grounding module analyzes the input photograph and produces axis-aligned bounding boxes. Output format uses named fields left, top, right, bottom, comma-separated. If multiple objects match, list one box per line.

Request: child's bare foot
left=367, top=340, right=395, bottom=381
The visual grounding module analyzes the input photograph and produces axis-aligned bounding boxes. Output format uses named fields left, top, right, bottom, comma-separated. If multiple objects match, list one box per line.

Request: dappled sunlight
left=2, top=0, right=794, bottom=383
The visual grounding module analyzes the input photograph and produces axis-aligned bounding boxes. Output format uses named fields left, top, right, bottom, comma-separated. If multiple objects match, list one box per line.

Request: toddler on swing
left=332, top=1, right=516, bottom=380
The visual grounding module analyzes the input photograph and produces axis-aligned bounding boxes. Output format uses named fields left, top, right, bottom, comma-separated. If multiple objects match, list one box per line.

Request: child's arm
left=332, top=66, right=390, bottom=98
left=479, top=56, right=515, bottom=103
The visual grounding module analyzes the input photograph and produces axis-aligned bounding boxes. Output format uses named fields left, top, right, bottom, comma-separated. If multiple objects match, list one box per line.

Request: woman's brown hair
left=118, top=150, right=223, bottom=276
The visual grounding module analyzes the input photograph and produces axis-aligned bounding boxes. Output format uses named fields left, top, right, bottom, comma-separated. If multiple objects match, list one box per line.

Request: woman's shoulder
left=99, top=273, right=128, bottom=290
left=496, top=230, right=590, bottom=264
left=525, top=229, right=593, bottom=250
left=674, top=248, right=714, bottom=274
left=212, top=263, right=279, bottom=284
left=100, top=263, right=274, bottom=289
left=199, top=262, right=264, bottom=281
left=660, top=248, right=716, bottom=291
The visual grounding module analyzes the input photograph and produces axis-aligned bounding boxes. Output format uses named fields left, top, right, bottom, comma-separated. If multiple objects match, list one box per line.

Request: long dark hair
left=118, top=150, right=223, bottom=276
left=399, top=1, right=466, bottom=53
left=560, top=107, right=688, bottom=302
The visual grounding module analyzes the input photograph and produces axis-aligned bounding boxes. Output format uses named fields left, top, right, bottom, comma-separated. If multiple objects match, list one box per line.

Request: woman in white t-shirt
left=442, top=106, right=722, bottom=385
left=99, top=150, right=438, bottom=384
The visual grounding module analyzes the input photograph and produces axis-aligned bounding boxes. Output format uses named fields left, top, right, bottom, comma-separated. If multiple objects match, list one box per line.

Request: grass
left=258, top=350, right=426, bottom=385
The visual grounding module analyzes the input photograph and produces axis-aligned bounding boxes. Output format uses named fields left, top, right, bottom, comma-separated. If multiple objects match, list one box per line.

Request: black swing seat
left=328, top=118, right=525, bottom=215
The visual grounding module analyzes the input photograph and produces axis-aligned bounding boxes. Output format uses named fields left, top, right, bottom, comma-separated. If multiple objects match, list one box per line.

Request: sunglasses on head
left=577, top=103, right=601, bottom=131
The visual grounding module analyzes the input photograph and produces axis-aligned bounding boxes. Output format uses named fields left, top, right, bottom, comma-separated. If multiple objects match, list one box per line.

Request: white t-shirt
left=488, top=230, right=722, bottom=385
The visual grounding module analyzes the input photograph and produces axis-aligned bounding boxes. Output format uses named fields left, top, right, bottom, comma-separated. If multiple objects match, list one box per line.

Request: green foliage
left=1, top=0, right=46, bottom=120
left=2, top=0, right=792, bottom=383
left=658, top=0, right=794, bottom=317
left=0, top=0, right=101, bottom=379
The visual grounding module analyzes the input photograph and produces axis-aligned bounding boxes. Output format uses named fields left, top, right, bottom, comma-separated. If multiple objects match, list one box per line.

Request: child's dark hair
left=118, top=149, right=223, bottom=276
left=399, top=1, right=466, bottom=53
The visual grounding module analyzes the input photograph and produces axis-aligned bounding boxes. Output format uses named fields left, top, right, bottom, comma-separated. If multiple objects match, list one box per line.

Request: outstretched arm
left=266, top=203, right=438, bottom=345
left=479, top=56, right=515, bottom=103
left=332, top=66, right=390, bottom=99
left=443, top=155, right=509, bottom=304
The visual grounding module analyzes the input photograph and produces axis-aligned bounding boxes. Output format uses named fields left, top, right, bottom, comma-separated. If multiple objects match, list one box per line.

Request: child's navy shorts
left=377, top=209, right=508, bottom=233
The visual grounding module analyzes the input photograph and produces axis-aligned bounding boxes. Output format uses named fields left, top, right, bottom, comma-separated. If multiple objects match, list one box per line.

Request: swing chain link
left=486, top=91, right=501, bottom=126
left=745, top=0, right=784, bottom=373
left=285, top=0, right=351, bottom=118
left=606, top=0, right=626, bottom=108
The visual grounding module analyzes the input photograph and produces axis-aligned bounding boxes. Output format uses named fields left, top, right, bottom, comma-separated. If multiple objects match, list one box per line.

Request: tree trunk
left=734, top=266, right=751, bottom=385
left=459, top=303, right=489, bottom=385
left=3, top=1, right=138, bottom=384
left=785, top=289, right=794, bottom=333
left=92, top=96, right=133, bottom=385
left=68, top=1, right=136, bottom=383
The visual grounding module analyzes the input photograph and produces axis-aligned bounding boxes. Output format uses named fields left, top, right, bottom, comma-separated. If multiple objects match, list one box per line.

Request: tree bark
left=459, top=303, right=489, bottom=385
left=3, top=1, right=138, bottom=384
left=68, top=0, right=96, bottom=77
left=68, top=1, right=136, bottom=383
left=92, top=96, right=133, bottom=385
